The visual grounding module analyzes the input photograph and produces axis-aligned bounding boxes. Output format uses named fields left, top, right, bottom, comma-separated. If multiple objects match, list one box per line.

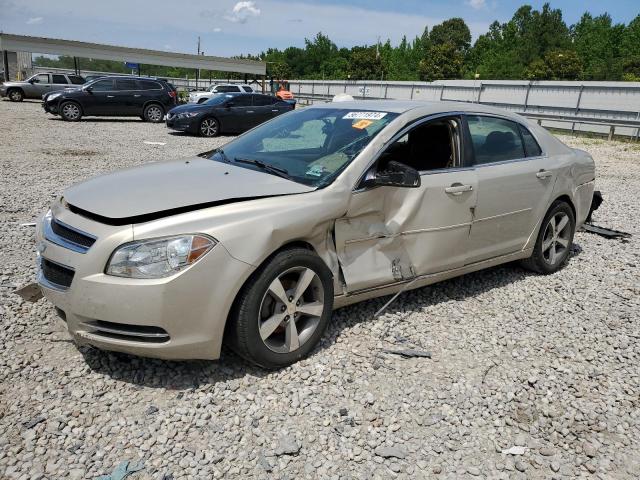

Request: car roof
left=310, top=99, right=528, bottom=120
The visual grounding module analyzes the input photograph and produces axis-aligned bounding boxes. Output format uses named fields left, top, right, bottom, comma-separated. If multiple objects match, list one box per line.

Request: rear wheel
left=8, top=89, right=24, bottom=102
left=143, top=104, right=164, bottom=123
left=521, top=201, right=575, bottom=274
left=226, top=248, right=334, bottom=368
left=199, top=117, right=220, bottom=137
left=60, top=101, right=82, bottom=121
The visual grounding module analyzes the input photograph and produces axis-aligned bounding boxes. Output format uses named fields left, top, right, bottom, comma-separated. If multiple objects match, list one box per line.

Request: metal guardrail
left=293, top=91, right=640, bottom=141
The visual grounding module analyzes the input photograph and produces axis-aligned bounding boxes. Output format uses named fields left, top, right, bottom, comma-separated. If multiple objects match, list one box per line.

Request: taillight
left=168, top=91, right=176, bottom=98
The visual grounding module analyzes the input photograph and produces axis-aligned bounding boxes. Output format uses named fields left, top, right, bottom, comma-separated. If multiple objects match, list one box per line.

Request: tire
left=143, top=103, right=164, bottom=123
left=60, top=101, right=82, bottom=121
left=521, top=201, right=575, bottom=274
left=8, top=89, right=24, bottom=102
left=226, top=248, right=334, bottom=369
left=199, top=117, right=220, bottom=137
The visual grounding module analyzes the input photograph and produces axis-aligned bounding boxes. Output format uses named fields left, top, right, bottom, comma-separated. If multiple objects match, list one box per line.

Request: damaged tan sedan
left=36, top=101, right=596, bottom=368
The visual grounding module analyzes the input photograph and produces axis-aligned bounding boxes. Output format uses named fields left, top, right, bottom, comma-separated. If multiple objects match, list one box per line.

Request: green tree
left=572, top=13, right=624, bottom=80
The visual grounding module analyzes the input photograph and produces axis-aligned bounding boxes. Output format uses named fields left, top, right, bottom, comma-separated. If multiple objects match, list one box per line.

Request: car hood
left=168, top=104, right=211, bottom=115
left=63, top=157, right=315, bottom=225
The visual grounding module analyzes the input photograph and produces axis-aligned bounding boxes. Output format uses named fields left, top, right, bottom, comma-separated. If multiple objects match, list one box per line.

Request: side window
left=467, top=116, right=525, bottom=164
left=230, top=95, right=252, bottom=107
left=52, top=74, right=68, bottom=84
left=138, top=80, right=162, bottom=90
left=519, top=125, right=543, bottom=157
left=115, top=79, right=139, bottom=90
left=90, top=79, right=114, bottom=92
left=242, top=86, right=253, bottom=92
left=33, top=74, right=50, bottom=84
left=253, top=95, right=275, bottom=106
left=377, top=118, right=460, bottom=172
left=216, top=85, right=241, bottom=93
left=68, top=75, right=85, bottom=85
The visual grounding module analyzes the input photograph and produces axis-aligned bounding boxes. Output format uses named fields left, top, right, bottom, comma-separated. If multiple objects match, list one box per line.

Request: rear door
left=464, top=115, right=557, bottom=264
left=114, top=78, right=141, bottom=115
left=51, top=74, right=70, bottom=92
left=251, top=94, right=277, bottom=125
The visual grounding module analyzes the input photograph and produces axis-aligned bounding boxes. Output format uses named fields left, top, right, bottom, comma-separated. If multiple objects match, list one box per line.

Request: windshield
left=204, top=94, right=234, bottom=106
left=207, top=107, right=398, bottom=187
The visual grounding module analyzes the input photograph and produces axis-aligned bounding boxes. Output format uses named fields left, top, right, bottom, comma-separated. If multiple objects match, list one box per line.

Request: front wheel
left=199, top=117, right=220, bottom=137
left=521, top=201, right=575, bottom=274
left=8, top=89, right=24, bottom=102
left=226, top=248, right=334, bottom=368
left=143, top=104, right=164, bottom=123
left=60, top=101, right=82, bottom=121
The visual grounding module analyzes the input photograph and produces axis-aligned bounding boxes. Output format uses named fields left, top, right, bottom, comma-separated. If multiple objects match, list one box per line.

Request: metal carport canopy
left=0, top=33, right=266, bottom=75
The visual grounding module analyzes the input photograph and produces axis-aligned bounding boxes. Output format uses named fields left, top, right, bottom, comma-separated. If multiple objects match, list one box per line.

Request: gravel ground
left=1, top=100, right=639, bottom=479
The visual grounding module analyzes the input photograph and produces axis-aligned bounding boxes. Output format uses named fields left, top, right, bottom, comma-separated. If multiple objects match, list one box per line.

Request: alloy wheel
left=258, top=267, right=325, bottom=354
left=542, top=212, right=571, bottom=265
left=200, top=119, right=218, bottom=137
left=147, top=106, right=162, bottom=122
left=62, top=103, right=80, bottom=120
left=9, top=90, right=23, bottom=101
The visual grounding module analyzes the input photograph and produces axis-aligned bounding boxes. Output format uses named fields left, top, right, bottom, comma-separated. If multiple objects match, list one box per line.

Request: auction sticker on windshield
left=343, top=111, right=388, bottom=120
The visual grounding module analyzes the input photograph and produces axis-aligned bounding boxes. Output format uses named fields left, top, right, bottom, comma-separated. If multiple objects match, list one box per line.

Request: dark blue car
left=166, top=93, right=295, bottom=137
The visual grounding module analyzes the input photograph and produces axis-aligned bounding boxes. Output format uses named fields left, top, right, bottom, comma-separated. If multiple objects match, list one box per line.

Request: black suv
left=42, top=76, right=177, bottom=122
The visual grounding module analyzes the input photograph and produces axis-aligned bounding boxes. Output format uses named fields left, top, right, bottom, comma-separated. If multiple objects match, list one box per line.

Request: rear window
left=519, top=125, right=543, bottom=157
left=116, top=79, right=139, bottom=90
left=68, top=75, right=85, bottom=85
left=242, top=86, right=253, bottom=92
left=52, top=74, right=68, bottom=84
left=215, top=85, right=241, bottom=93
left=138, top=80, right=162, bottom=90
left=253, top=95, right=276, bottom=106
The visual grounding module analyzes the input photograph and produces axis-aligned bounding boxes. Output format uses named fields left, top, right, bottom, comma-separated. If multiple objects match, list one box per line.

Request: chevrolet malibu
left=36, top=101, right=596, bottom=368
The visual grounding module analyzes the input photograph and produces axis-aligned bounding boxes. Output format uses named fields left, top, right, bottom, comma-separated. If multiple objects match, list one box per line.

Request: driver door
left=334, top=116, right=478, bottom=293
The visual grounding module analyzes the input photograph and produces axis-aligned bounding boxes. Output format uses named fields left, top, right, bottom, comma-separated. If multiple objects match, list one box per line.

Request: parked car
left=166, top=93, right=295, bottom=136
left=36, top=101, right=596, bottom=368
left=42, top=76, right=177, bottom=122
left=188, top=83, right=253, bottom=104
left=1, top=72, right=85, bottom=101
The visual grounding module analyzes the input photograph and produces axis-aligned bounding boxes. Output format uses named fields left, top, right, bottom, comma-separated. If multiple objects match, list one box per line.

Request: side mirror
left=225, top=101, right=235, bottom=107
left=29, top=78, right=37, bottom=84
left=366, top=161, right=420, bottom=188
left=84, top=86, right=93, bottom=93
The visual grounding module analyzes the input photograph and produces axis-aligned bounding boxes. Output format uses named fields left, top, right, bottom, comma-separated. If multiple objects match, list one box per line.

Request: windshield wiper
left=234, top=157, right=292, bottom=180
left=199, top=148, right=230, bottom=163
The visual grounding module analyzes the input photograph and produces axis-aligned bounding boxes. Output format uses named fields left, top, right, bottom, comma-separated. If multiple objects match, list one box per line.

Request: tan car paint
left=37, top=101, right=595, bottom=360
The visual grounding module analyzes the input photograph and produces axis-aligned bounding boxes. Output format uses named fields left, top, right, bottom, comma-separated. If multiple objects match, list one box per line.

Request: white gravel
left=1, top=100, right=639, bottom=479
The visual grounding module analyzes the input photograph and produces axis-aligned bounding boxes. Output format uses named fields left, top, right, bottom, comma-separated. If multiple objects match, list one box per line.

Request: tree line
left=34, top=3, right=640, bottom=82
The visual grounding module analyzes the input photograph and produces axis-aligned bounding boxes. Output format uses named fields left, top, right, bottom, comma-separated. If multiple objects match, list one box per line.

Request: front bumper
left=42, top=100, right=58, bottom=114
left=36, top=203, right=254, bottom=360
left=166, top=115, right=198, bottom=133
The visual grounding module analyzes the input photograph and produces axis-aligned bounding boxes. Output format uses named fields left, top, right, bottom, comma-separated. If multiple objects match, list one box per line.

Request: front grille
left=41, top=258, right=75, bottom=288
left=51, top=218, right=96, bottom=249
left=80, top=320, right=170, bottom=344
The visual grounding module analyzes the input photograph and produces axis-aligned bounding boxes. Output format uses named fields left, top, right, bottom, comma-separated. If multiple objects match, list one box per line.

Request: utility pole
left=196, top=36, right=201, bottom=90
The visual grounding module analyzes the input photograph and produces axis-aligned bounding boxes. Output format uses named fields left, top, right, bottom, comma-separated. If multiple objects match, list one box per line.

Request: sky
left=1, top=0, right=638, bottom=58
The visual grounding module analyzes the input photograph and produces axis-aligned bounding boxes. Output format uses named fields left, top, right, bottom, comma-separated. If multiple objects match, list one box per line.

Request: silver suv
left=0, top=72, right=85, bottom=101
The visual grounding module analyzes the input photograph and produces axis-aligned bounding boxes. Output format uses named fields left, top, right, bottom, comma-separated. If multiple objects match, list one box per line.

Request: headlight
left=177, top=112, right=200, bottom=118
left=47, top=93, right=61, bottom=101
left=106, top=235, right=216, bottom=279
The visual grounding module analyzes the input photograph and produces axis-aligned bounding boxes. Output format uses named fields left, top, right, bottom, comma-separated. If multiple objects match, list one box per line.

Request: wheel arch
left=142, top=100, right=165, bottom=112
left=551, top=194, right=576, bottom=220
left=60, top=99, right=84, bottom=114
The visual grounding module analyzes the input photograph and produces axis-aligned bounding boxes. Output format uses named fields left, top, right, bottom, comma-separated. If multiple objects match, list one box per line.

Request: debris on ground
left=382, top=348, right=432, bottom=359
left=14, top=283, right=43, bottom=303
left=582, top=223, right=632, bottom=239
left=502, top=446, right=527, bottom=455
left=97, top=460, right=145, bottom=480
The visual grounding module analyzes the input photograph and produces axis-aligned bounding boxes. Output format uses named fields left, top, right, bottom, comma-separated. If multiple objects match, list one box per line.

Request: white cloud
left=224, top=1, right=260, bottom=24
left=466, top=0, right=486, bottom=10
left=26, top=16, right=43, bottom=24
left=213, top=27, right=222, bottom=32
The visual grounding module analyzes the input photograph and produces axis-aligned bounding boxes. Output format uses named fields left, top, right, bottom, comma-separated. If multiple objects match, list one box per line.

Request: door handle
left=271, top=109, right=278, bottom=112
left=133, top=94, right=141, bottom=97
left=536, top=169, right=553, bottom=179
left=445, top=183, right=473, bottom=195
left=107, top=95, right=115, bottom=98
left=246, top=110, right=254, bottom=113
